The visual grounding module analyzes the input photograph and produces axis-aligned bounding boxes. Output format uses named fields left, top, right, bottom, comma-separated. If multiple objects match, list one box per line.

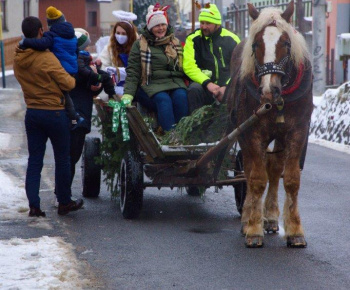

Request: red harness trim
left=251, top=62, right=304, bottom=95
left=281, top=63, right=304, bottom=95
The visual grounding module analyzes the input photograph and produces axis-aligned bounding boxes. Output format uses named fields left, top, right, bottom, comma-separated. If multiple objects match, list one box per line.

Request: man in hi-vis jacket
left=183, top=3, right=240, bottom=113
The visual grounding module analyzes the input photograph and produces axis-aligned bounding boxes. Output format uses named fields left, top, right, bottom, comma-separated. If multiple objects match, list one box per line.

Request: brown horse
left=226, top=1, right=313, bottom=248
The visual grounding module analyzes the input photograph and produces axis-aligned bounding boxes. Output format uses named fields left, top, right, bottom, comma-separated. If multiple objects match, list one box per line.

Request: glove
left=121, top=94, right=133, bottom=106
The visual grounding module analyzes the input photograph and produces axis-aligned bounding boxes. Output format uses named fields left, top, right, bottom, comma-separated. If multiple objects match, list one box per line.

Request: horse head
left=240, top=1, right=309, bottom=104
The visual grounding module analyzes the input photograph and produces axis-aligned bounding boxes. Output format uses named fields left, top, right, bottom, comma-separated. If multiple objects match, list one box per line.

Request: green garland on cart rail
left=92, top=112, right=129, bottom=198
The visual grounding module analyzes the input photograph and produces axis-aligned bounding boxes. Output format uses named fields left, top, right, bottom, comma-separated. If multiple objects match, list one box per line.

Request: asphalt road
left=2, top=76, right=350, bottom=289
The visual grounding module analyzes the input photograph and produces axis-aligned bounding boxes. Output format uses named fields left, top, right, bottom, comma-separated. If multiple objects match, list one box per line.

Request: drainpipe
left=0, top=4, right=6, bottom=88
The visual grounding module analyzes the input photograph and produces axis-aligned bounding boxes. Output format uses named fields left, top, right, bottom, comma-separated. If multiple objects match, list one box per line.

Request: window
left=88, top=11, right=97, bottom=27
left=0, top=0, right=7, bottom=31
left=23, top=0, right=30, bottom=18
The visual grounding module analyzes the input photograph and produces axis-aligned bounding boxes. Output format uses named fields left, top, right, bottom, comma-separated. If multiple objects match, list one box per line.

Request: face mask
left=115, top=34, right=128, bottom=45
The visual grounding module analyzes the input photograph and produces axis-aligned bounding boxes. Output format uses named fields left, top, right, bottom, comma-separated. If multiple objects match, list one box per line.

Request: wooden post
left=192, top=0, right=195, bottom=32
left=0, top=3, right=6, bottom=88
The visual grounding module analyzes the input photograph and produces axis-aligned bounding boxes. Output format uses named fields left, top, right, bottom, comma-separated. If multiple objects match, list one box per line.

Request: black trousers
left=187, top=82, right=215, bottom=114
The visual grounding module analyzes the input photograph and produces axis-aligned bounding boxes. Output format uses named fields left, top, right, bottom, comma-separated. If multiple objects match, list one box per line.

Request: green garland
left=161, top=104, right=229, bottom=145
left=92, top=108, right=129, bottom=198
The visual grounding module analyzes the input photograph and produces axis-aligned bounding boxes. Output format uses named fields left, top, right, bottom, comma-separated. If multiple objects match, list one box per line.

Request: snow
left=0, top=79, right=349, bottom=287
left=0, top=236, right=87, bottom=289
left=310, top=81, right=350, bottom=146
left=340, top=33, right=350, bottom=40
left=0, top=168, right=88, bottom=289
left=0, top=69, right=14, bottom=78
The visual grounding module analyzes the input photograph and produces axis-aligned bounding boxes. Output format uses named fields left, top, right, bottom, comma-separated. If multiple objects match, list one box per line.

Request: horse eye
left=251, top=42, right=258, bottom=56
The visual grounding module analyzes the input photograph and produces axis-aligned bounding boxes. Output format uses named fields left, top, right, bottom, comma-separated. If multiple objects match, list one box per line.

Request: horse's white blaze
left=263, top=26, right=281, bottom=63
left=261, top=26, right=282, bottom=94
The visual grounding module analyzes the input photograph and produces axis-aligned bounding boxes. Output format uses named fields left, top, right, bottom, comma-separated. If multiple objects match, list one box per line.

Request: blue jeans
left=25, top=109, right=72, bottom=208
left=137, top=88, right=188, bottom=131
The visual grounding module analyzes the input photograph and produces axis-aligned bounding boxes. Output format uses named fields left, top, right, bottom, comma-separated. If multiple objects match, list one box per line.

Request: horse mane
left=240, top=6, right=310, bottom=80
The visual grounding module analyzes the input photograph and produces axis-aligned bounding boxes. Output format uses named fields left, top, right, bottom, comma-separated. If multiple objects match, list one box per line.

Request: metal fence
left=225, top=0, right=335, bottom=86
left=225, top=0, right=312, bottom=40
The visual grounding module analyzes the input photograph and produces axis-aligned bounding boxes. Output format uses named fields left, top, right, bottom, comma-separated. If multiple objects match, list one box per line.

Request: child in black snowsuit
left=69, top=28, right=115, bottom=185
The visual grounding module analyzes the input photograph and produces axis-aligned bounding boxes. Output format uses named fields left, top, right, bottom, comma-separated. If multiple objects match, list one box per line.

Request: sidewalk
left=0, top=88, right=93, bottom=289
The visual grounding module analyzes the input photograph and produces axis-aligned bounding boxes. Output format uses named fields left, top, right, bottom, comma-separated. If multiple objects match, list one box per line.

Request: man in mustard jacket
left=183, top=4, right=240, bottom=113
left=14, top=16, right=84, bottom=217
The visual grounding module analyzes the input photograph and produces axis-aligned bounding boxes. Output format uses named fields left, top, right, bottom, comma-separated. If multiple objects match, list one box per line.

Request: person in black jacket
left=69, top=28, right=115, bottom=186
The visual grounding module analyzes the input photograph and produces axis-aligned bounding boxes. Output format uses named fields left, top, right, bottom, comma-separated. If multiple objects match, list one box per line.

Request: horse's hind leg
left=283, top=155, right=307, bottom=248
left=264, top=145, right=284, bottom=234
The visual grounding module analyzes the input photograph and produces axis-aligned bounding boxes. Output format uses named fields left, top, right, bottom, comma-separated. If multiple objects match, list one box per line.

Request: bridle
left=251, top=24, right=293, bottom=88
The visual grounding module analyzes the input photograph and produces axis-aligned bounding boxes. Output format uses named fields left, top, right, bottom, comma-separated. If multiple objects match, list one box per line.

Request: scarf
left=140, top=33, right=183, bottom=86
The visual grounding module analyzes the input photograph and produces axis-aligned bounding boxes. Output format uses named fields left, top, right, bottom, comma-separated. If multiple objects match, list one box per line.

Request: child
left=69, top=28, right=116, bottom=189
left=74, top=28, right=116, bottom=100
left=21, top=6, right=83, bottom=128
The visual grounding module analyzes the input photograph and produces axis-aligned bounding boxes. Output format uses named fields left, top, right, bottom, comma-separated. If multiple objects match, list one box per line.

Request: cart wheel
left=81, top=137, right=101, bottom=198
left=119, top=150, right=144, bottom=219
left=234, top=150, right=247, bottom=215
left=185, top=186, right=202, bottom=196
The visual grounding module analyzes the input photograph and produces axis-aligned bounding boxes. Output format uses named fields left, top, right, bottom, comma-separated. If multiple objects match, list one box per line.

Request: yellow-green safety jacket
left=183, top=27, right=240, bottom=87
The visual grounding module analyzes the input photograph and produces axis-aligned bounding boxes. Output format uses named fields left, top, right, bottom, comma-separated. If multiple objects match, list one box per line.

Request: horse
left=226, top=1, right=313, bottom=248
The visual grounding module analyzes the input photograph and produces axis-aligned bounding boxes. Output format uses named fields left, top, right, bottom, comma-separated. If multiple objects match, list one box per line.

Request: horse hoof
left=264, top=220, right=279, bottom=234
left=245, top=236, right=264, bottom=248
left=240, top=222, right=248, bottom=237
left=286, top=236, right=307, bottom=248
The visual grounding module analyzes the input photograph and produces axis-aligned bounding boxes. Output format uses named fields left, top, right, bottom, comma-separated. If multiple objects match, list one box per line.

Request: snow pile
left=0, top=167, right=89, bottom=288
left=310, top=81, right=350, bottom=145
left=0, top=169, right=28, bottom=220
left=0, top=236, right=88, bottom=289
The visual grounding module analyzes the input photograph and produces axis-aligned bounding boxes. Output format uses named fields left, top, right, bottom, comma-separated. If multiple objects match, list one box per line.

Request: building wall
left=1, top=0, right=39, bottom=69
left=2, top=0, right=38, bottom=38
left=39, top=0, right=86, bottom=31
left=99, top=0, right=128, bottom=34
left=333, top=1, right=350, bottom=83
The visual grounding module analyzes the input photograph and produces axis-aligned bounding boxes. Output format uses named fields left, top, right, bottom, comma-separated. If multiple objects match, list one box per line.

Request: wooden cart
left=81, top=100, right=271, bottom=219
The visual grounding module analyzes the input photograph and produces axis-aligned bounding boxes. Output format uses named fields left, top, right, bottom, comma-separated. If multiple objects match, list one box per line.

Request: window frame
left=23, top=0, right=30, bottom=19
left=88, top=11, right=97, bottom=27
left=0, top=0, right=8, bottom=32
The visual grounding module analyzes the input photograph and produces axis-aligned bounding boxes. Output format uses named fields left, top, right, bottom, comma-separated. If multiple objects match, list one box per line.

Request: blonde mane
left=240, top=6, right=310, bottom=80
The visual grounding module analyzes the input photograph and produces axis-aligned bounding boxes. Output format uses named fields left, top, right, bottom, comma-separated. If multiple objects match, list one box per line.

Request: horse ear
left=248, top=3, right=260, bottom=20
left=281, top=1, right=294, bottom=23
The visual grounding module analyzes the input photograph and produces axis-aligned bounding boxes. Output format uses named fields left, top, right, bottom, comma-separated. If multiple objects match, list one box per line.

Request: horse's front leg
left=264, top=143, right=285, bottom=233
left=243, top=152, right=268, bottom=248
left=283, top=156, right=307, bottom=248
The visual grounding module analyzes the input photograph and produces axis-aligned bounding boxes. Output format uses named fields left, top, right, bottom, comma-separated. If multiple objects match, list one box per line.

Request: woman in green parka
left=121, top=4, right=188, bottom=131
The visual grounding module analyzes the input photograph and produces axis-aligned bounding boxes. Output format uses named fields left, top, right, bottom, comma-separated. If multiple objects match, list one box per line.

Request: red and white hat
left=146, top=4, right=169, bottom=31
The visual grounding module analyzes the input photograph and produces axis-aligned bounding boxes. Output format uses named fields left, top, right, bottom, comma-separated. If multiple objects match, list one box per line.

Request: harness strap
left=248, top=62, right=311, bottom=104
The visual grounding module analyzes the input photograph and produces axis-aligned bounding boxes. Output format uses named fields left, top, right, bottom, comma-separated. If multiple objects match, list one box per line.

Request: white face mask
left=115, top=34, right=128, bottom=45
